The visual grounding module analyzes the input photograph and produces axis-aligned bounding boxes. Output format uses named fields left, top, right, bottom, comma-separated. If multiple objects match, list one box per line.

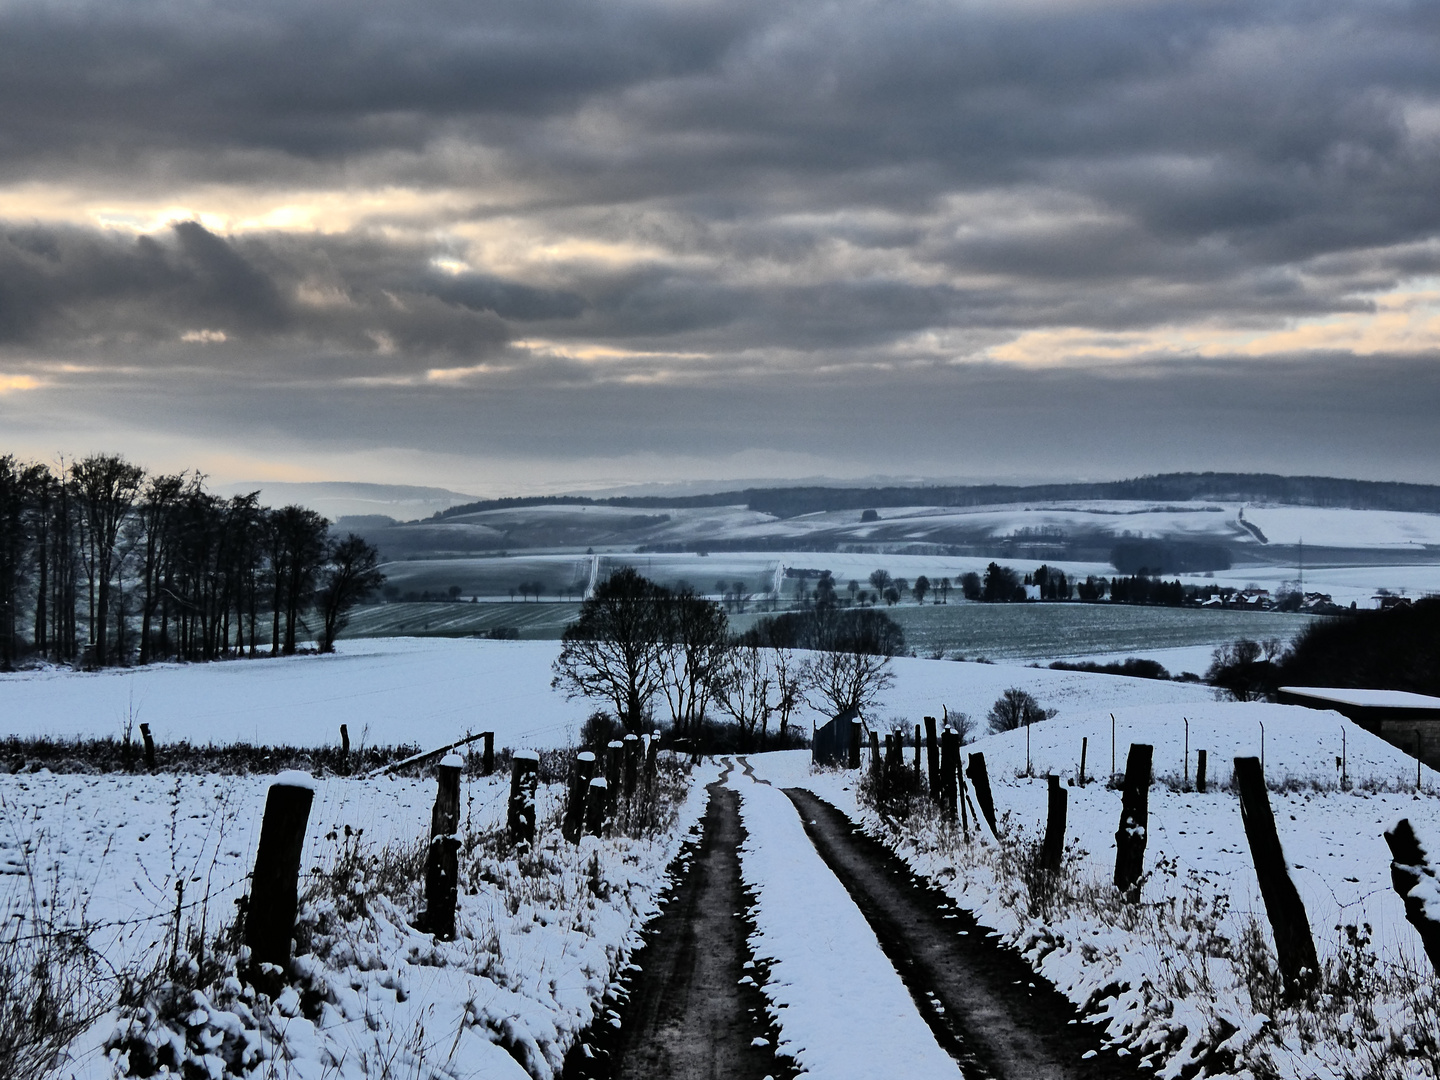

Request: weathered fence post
left=508, top=751, right=540, bottom=849
left=646, top=730, right=660, bottom=781
left=848, top=717, right=863, bottom=769
left=140, top=723, right=156, bottom=770
left=623, top=733, right=640, bottom=799
left=563, top=751, right=597, bottom=843
left=421, top=754, right=462, bottom=939
left=245, top=773, right=314, bottom=991
left=1234, top=756, right=1319, bottom=997
left=1079, top=736, right=1088, bottom=787
left=1383, top=818, right=1440, bottom=976
left=1196, top=749, right=1207, bottom=794
left=1113, top=743, right=1152, bottom=899
left=481, top=731, right=495, bottom=776
left=967, top=752, right=998, bottom=836
left=914, top=724, right=922, bottom=780
left=605, top=740, right=623, bottom=816
left=585, top=777, right=608, bottom=836
left=939, top=728, right=958, bottom=822
left=1042, top=774, right=1067, bottom=874
left=924, top=716, right=940, bottom=798
left=339, top=724, right=350, bottom=774
left=869, top=730, right=882, bottom=787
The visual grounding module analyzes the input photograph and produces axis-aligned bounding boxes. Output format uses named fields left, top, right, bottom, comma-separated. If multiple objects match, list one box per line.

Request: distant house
left=1277, top=686, right=1440, bottom=768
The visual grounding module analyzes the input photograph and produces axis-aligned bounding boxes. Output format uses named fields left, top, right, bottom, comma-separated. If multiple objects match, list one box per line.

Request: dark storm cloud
left=3, top=0, right=1440, bottom=481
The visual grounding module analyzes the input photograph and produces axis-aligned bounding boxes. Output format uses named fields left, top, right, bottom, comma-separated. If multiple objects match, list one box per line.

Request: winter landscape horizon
left=5, top=0, right=1440, bottom=1075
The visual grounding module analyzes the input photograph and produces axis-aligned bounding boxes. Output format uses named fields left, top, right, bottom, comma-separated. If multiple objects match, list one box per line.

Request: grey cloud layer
left=2, top=0, right=1439, bottom=479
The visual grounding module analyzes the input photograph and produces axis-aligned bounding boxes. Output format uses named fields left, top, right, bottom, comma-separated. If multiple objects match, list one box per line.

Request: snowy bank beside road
left=752, top=706, right=1440, bottom=1078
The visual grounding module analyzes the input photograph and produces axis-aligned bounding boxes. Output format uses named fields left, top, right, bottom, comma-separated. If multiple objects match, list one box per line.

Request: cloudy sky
left=1, top=0, right=1438, bottom=494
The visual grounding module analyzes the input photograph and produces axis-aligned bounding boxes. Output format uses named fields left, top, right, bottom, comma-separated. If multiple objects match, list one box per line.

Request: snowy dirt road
left=588, top=759, right=1134, bottom=1080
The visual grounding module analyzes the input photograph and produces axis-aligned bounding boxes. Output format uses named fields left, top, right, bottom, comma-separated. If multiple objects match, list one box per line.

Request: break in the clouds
left=1, top=0, right=1438, bottom=489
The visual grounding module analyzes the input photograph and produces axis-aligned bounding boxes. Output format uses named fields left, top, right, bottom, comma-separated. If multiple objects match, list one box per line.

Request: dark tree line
left=0, top=453, right=384, bottom=669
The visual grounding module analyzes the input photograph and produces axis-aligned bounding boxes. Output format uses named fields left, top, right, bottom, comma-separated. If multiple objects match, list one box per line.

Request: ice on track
left=730, top=768, right=964, bottom=1080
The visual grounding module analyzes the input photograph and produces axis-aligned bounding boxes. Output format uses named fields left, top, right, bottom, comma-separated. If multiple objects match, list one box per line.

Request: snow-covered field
left=4, top=755, right=718, bottom=1079
left=0, top=636, right=1218, bottom=749
left=753, top=704, right=1440, bottom=1078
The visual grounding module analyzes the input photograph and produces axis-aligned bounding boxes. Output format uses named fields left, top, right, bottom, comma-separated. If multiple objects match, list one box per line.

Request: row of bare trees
left=551, top=568, right=904, bottom=748
left=0, top=453, right=383, bottom=669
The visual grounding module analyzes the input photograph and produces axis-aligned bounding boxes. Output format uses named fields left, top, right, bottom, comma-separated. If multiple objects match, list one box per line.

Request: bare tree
left=986, top=687, right=1055, bottom=733
left=552, top=567, right=670, bottom=732
left=71, top=454, right=145, bottom=664
left=317, top=535, right=386, bottom=652
left=803, top=608, right=904, bottom=720
left=712, top=640, right=772, bottom=750
left=657, top=588, right=729, bottom=738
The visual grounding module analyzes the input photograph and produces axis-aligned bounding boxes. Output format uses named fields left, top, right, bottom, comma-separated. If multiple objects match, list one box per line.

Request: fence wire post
left=1113, top=743, right=1152, bottom=900
left=245, top=773, right=314, bottom=994
left=508, top=751, right=539, bottom=850
left=422, top=755, right=462, bottom=940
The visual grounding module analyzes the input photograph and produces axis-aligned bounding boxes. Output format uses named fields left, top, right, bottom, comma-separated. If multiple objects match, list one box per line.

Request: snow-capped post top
left=439, top=753, right=463, bottom=769
left=577, top=751, right=596, bottom=763
left=513, top=749, right=540, bottom=763
left=272, top=769, right=316, bottom=791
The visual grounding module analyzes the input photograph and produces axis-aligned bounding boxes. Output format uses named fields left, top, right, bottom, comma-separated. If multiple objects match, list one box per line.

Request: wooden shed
left=1277, top=686, right=1440, bottom=768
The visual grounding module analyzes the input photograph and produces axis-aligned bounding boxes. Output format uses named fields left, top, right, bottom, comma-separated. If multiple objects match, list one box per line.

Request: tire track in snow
left=783, top=788, right=1150, bottom=1080
left=564, top=762, right=793, bottom=1080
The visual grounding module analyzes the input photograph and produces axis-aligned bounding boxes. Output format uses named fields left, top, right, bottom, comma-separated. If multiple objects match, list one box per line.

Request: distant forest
left=433, top=472, right=1440, bottom=522
left=0, top=453, right=382, bottom=670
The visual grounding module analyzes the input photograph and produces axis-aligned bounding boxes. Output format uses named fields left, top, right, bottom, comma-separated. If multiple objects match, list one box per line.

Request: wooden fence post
left=939, top=729, right=958, bottom=822
left=140, top=723, right=156, bottom=771
left=914, top=724, right=922, bottom=780
left=623, top=733, right=640, bottom=799
left=1234, top=756, right=1319, bottom=997
left=1079, top=736, right=1088, bottom=787
left=1113, top=743, right=1152, bottom=898
left=481, top=731, right=495, bottom=776
left=245, top=774, right=314, bottom=990
left=563, top=752, right=597, bottom=843
left=1383, top=818, right=1440, bottom=976
left=1196, top=749, right=1207, bottom=794
left=339, top=724, right=350, bottom=775
left=421, top=755, right=462, bottom=939
left=646, top=730, right=660, bottom=782
left=508, top=751, right=540, bottom=849
left=605, top=740, right=623, bottom=816
left=924, top=716, right=940, bottom=798
left=848, top=717, right=863, bottom=769
left=585, top=777, right=608, bottom=836
left=966, top=752, right=998, bottom=836
left=1042, top=774, right=1067, bottom=874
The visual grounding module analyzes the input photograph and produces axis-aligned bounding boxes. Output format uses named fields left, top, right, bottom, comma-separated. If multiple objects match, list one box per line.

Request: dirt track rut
left=784, top=787, right=1148, bottom=1080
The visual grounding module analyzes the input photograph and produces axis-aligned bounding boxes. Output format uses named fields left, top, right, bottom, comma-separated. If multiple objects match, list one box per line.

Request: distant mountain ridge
left=436, top=473, right=1440, bottom=521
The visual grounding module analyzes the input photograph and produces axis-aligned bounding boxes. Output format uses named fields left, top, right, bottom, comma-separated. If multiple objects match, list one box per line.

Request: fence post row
left=1234, top=755, right=1319, bottom=998
left=564, top=751, right=598, bottom=844
left=966, top=752, right=998, bottom=837
left=1042, top=774, right=1067, bottom=875
left=1113, top=743, right=1152, bottom=899
left=245, top=774, right=314, bottom=993
left=848, top=718, right=863, bottom=770
left=1383, top=818, right=1440, bottom=977
left=422, top=754, right=463, bottom=940
left=508, top=751, right=540, bottom=850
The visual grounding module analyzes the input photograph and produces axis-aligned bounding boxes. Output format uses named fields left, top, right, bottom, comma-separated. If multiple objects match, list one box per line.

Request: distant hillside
left=436, top=473, right=1440, bottom=521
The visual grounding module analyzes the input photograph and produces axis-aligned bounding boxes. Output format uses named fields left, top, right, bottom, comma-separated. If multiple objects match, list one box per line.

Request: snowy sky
left=1, top=0, right=1438, bottom=493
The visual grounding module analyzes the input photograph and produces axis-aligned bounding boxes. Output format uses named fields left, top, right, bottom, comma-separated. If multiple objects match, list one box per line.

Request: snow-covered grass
left=754, top=705, right=1440, bottom=1078
left=3, top=757, right=715, bottom=1079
